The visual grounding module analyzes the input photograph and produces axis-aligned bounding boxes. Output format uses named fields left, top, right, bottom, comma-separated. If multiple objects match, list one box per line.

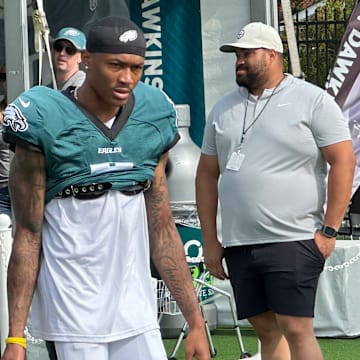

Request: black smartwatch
left=320, top=225, right=338, bottom=238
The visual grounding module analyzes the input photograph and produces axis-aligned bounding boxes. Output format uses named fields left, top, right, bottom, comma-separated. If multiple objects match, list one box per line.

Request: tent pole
left=4, top=0, right=30, bottom=102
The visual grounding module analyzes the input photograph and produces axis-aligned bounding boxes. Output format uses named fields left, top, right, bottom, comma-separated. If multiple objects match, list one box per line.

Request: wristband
left=5, top=337, right=27, bottom=349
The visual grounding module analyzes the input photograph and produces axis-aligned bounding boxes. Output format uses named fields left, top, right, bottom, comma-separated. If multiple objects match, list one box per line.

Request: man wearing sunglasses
left=52, top=27, right=86, bottom=90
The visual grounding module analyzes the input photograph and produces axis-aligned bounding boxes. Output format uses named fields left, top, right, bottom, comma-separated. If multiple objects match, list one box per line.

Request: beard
left=235, top=59, right=268, bottom=92
left=236, top=68, right=260, bottom=89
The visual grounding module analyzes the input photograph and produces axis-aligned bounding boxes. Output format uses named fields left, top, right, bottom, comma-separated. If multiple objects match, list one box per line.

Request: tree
left=280, top=0, right=356, bottom=87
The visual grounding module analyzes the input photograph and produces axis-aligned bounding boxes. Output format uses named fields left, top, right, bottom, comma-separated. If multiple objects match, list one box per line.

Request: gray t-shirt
left=59, top=70, right=86, bottom=90
left=201, top=74, right=351, bottom=246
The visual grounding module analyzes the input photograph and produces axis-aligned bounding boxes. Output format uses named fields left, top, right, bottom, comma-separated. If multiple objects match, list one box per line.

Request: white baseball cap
left=220, top=22, right=283, bottom=53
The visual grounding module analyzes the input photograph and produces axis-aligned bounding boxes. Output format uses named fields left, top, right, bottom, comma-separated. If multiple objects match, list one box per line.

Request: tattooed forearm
left=145, top=156, right=200, bottom=320
left=9, top=146, right=46, bottom=233
left=6, top=146, right=45, bottom=336
left=7, top=235, right=42, bottom=335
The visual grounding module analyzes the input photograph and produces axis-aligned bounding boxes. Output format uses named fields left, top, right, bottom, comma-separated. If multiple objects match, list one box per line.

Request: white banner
left=326, top=1, right=360, bottom=196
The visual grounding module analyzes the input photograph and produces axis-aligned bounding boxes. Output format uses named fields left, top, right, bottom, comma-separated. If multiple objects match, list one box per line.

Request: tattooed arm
left=2, top=146, right=45, bottom=360
left=145, top=153, right=210, bottom=360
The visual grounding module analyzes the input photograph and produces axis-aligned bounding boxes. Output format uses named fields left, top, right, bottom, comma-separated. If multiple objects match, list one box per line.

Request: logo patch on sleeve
left=3, top=104, right=29, bottom=132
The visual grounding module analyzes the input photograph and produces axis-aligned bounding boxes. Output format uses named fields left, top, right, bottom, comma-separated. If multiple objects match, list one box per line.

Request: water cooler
left=160, top=104, right=217, bottom=338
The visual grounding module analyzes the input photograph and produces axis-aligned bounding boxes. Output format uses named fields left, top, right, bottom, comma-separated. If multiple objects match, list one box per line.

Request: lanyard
left=239, top=80, right=282, bottom=150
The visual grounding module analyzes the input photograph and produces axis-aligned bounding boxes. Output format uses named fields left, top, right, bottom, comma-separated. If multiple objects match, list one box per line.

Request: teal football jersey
left=3, top=83, right=179, bottom=203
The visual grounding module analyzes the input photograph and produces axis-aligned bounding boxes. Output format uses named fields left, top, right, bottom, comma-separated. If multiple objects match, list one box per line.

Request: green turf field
left=163, top=328, right=360, bottom=360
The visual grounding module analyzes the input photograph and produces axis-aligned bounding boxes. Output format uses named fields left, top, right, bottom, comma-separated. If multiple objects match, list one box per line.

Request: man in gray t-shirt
left=196, top=22, right=355, bottom=360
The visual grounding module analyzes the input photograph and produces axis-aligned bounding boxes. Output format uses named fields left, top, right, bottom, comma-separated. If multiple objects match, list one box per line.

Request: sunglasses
left=53, top=43, right=78, bottom=56
left=0, top=73, right=6, bottom=81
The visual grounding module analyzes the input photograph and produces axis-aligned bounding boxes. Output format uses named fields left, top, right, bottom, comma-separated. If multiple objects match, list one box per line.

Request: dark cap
left=86, top=16, right=146, bottom=57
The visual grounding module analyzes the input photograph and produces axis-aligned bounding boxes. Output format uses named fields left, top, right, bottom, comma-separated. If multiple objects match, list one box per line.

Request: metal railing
left=280, top=2, right=356, bottom=87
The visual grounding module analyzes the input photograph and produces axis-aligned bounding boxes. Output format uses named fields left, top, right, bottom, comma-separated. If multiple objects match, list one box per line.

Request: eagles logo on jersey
left=3, top=103, right=29, bottom=132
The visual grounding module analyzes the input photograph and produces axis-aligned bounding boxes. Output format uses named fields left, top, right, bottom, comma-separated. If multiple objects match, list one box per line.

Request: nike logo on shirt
left=19, top=97, right=30, bottom=108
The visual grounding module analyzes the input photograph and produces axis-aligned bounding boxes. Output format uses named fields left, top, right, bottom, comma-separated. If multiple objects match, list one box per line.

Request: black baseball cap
left=86, top=16, right=146, bottom=57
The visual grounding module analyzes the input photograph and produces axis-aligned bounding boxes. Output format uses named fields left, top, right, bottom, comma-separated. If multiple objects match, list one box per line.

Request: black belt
left=56, top=180, right=151, bottom=199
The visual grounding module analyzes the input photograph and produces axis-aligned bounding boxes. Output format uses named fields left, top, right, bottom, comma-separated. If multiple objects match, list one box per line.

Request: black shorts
left=224, top=239, right=325, bottom=319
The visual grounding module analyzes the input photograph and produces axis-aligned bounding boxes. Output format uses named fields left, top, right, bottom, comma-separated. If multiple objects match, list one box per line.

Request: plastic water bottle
left=166, top=104, right=201, bottom=205
left=161, top=105, right=218, bottom=337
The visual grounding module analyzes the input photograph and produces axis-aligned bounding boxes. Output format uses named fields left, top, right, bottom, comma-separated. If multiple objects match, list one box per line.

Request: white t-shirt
left=29, top=191, right=158, bottom=342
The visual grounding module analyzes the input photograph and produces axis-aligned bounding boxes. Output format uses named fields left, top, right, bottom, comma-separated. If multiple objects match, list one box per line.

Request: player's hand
left=1, top=343, right=26, bottom=360
left=185, top=324, right=211, bottom=360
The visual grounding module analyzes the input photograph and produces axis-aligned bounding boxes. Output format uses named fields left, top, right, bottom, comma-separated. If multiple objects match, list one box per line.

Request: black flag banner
left=326, top=1, right=360, bottom=196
